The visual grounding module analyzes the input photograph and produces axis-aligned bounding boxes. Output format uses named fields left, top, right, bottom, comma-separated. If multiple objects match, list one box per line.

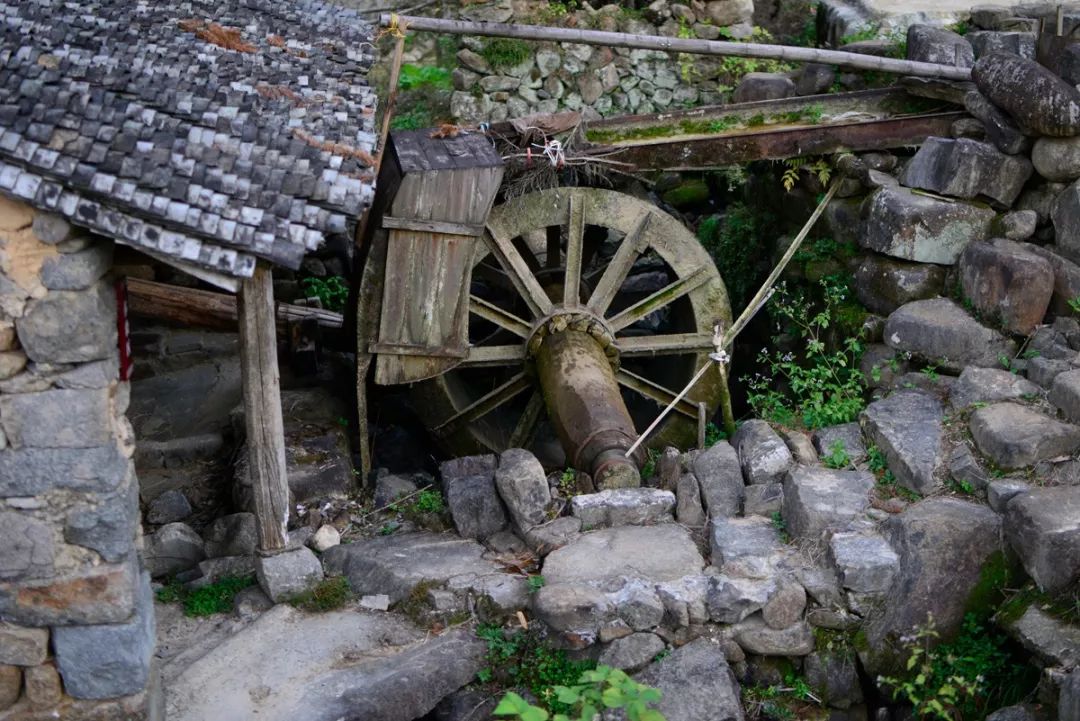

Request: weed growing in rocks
left=770, top=511, right=790, bottom=543
left=476, top=624, right=595, bottom=715
left=481, top=39, right=531, bottom=70
left=821, top=439, right=851, bottom=469
left=156, top=575, right=255, bottom=617
left=494, top=665, right=666, bottom=721
left=704, top=421, right=726, bottom=447
left=289, top=576, right=352, bottom=612
left=743, top=671, right=821, bottom=720
left=879, top=614, right=1036, bottom=721
left=300, top=275, right=348, bottom=312
left=697, top=201, right=776, bottom=310
left=867, top=445, right=920, bottom=502
left=641, top=448, right=661, bottom=482
left=527, top=575, right=546, bottom=594
left=744, top=279, right=867, bottom=429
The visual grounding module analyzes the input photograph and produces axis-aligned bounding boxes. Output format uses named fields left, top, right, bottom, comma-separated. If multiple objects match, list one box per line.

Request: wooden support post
left=697, top=402, right=707, bottom=450
left=238, top=264, right=290, bottom=553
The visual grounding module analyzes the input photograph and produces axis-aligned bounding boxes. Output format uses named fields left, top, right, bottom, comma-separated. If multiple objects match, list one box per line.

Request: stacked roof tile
left=0, top=0, right=378, bottom=277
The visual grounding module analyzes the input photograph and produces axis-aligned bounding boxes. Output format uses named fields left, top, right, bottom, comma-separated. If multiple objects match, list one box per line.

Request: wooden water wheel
left=410, top=186, right=732, bottom=469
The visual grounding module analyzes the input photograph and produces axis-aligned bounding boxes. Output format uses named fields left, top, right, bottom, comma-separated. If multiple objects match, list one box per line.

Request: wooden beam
left=238, top=264, right=290, bottom=553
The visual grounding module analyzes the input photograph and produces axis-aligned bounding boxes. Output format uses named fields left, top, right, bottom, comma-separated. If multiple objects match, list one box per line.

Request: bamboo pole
left=379, top=14, right=972, bottom=81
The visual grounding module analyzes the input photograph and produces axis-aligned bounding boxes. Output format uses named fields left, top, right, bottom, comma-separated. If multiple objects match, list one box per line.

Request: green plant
left=743, top=671, right=822, bottom=720
left=879, top=614, right=1035, bottom=720
left=1068, top=295, right=1080, bottom=314
left=780, top=157, right=832, bottom=192
left=704, top=422, right=726, bottom=447
left=378, top=521, right=398, bottom=536
left=391, top=104, right=439, bottom=130
left=840, top=24, right=880, bottom=44
left=477, top=625, right=596, bottom=714
left=822, top=438, right=851, bottom=469
left=300, top=275, right=348, bottom=312
left=743, top=279, right=867, bottom=429
left=528, top=575, right=546, bottom=594
left=156, top=575, right=256, bottom=617
left=770, top=511, right=790, bottom=543
left=697, top=201, right=776, bottom=309
left=494, top=665, right=666, bottom=721
left=641, top=448, right=660, bottom=482
left=921, top=364, right=939, bottom=382
left=867, top=444, right=921, bottom=501
left=405, top=488, right=444, bottom=514
left=481, top=38, right=531, bottom=70
left=398, top=63, right=452, bottom=91
left=289, top=576, right=352, bottom=612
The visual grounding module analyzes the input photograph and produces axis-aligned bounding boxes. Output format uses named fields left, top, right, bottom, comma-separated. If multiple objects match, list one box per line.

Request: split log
left=125, top=277, right=343, bottom=331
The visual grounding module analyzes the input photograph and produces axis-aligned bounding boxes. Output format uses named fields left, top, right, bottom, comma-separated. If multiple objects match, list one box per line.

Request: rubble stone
left=860, top=390, right=945, bottom=494
left=571, top=488, right=674, bottom=528
left=959, top=239, right=1053, bottom=335
left=852, top=254, right=946, bottom=316
left=255, top=547, right=324, bottom=603
left=861, top=185, right=995, bottom=264
left=1033, top=136, right=1080, bottom=182
left=634, top=638, right=745, bottom=721
left=899, top=137, right=1031, bottom=206
left=829, top=532, right=899, bottom=594
left=1004, top=486, right=1080, bottom=593
left=495, top=448, right=550, bottom=532
left=598, top=632, right=665, bottom=672
left=782, top=466, right=874, bottom=540
left=732, top=420, right=793, bottom=485
left=971, top=402, right=1080, bottom=469
left=972, top=52, right=1080, bottom=137
left=144, top=522, right=205, bottom=578
left=907, top=25, right=973, bottom=67
left=950, top=367, right=1041, bottom=410
left=884, top=298, right=1015, bottom=371
left=691, top=441, right=745, bottom=518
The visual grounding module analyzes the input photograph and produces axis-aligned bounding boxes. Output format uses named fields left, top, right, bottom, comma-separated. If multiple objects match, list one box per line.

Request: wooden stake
left=238, top=264, right=290, bottom=553
left=697, top=402, right=707, bottom=449
left=380, top=14, right=972, bottom=80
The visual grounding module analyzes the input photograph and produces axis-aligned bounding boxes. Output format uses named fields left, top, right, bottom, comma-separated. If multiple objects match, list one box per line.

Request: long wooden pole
left=379, top=14, right=972, bottom=81
left=238, top=264, right=290, bottom=554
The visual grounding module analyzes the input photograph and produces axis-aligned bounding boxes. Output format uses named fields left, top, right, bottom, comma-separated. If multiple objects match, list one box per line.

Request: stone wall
left=439, top=0, right=763, bottom=122
left=0, top=196, right=157, bottom=719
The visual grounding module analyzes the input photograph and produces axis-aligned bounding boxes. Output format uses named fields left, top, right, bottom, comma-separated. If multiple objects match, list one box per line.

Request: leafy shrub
left=494, top=665, right=666, bottom=721
left=697, top=201, right=775, bottom=310
left=398, top=63, right=451, bottom=91
left=300, top=275, right=348, bottom=312
left=821, top=439, right=851, bottom=469
left=743, top=279, right=867, bottom=429
left=477, top=625, right=595, bottom=715
left=482, top=39, right=531, bottom=70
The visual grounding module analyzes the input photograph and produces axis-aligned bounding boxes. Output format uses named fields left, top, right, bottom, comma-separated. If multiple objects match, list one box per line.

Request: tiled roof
left=0, top=0, right=378, bottom=277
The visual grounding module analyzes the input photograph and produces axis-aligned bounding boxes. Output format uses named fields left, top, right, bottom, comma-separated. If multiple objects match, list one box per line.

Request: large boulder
left=860, top=390, right=945, bottom=494
left=860, top=498, right=1003, bottom=675
left=972, top=53, right=1080, bottom=137
left=633, top=638, right=744, bottom=721
left=853, top=254, right=946, bottom=316
left=899, top=137, right=1032, bottom=206
left=861, top=184, right=995, bottom=265
left=970, top=403, right=1080, bottom=469
left=1032, top=136, right=1080, bottom=182
left=781, top=466, right=874, bottom=541
left=907, top=25, right=974, bottom=67
left=959, top=239, right=1054, bottom=335
left=1004, top=486, right=1080, bottom=593
left=883, top=298, right=1016, bottom=372
left=1052, top=180, right=1080, bottom=264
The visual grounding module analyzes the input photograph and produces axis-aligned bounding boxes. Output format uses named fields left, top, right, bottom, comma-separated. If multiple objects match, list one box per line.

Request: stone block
left=690, top=441, right=744, bottom=518
left=675, top=473, right=706, bottom=527
left=860, top=390, right=944, bottom=494
left=202, top=512, right=257, bottom=558
left=17, top=281, right=117, bottom=364
left=861, top=185, right=995, bottom=265
left=959, top=239, right=1053, bottom=335
left=950, top=366, right=1041, bottom=410
left=543, top=525, right=704, bottom=586
left=900, top=137, right=1031, bottom=206
left=706, top=574, right=773, bottom=624
left=22, top=662, right=61, bottom=709
left=571, top=488, right=674, bottom=528
left=907, top=25, right=973, bottom=67
left=144, top=489, right=192, bottom=525
left=533, top=583, right=613, bottom=641
left=732, top=420, right=793, bottom=485
left=987, top=479, right=1030, bottom=512
left=255, top=546, right=324, bottom=603
left=853, top=253, right=946, bottom=316
left=54, top=571, right=154, bottom=699
left=970, top=402, right=1080, bottom=469
left=732, top=72, right=794, bottom=102
left=310, top=525, right=340, bottom=552
left=884, top=298, right=1015, bottom=371
left=440, top=454, right=507, bottom=541
left=968, top=30, right=1035, bottom=60
left=524, top=516, right=582, bottom=554
left=1000, top=210, right=1037, bottom=240
left=64, top=476, right=138, bottom=563
left=191, top=556, right=256, bottom=587
left=31, top=213, right=74, bottom=244
left=0, top=386, right=115, bottom=449
left=812, top=423, right=867, bottom=465
left=0, top=511, right=53, bottom=581
left=732, top=616, right=814, bottom=656
left=805, top=650, right=863, bottom=710
left=0, top=556, right=137, bottom=626
left=1033, top=136, right=1080, bottom=182
left=39, top=241, right=113, bottom=290
left=972, top=53, right=1080, bottom=137
left=1027, top=244, right=1080, bottom=317
left=495, top=448, right=550, bottom=532
left=762, top=580, right=806, bottom=630
left=782, top=466, right=874, bottom=541
left=1004, top=486, right=1080, bottom=593
left=743, top=482, right=783, bottom=518
left=709, top=515, right=784, bottom=578
left=0, top=664, right=19, bottom=710
left=143, top=522, right=205, bottom=578
left=598, top=632, right=665, bottom=672
left=633, top=638, right=743, bottom=721
left=829, top=531, right=899, bottom=594
left=1050, top=368, right=1080, bottom=423
left=0, top=621, right=48, bottom=665
left=1007, top=605, right=1080, bottom=667
left=963, top=89, right=1028, bottom=155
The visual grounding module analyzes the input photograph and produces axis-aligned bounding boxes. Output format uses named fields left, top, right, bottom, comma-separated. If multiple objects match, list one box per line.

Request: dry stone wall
left=0, top=196, right=157, bottom=720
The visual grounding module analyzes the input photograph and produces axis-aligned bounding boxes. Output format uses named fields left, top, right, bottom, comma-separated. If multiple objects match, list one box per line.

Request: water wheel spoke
left=607, top=266, right=711, bottom=333
left=484, top=224, right=554, bottom=318
left=508, top=390, right=545, bottom=448
left=586, top=211, right=651, bottom=315
left=616, top=332, right=717, bottom=357
left=458, top=344, right=526, bottom=368
left=469, top=295, right=531, bottom=339
left=563, top=191, right=586, bottom=307
left=616, top=368, right=699, bottom=420
left=434, top=372, right=532, bottom=433
left=474, top=262, right=515, bottom=292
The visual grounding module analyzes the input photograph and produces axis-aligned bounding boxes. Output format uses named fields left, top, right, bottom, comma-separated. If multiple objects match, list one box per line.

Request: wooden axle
left=379, top=14, right=973, bottom=81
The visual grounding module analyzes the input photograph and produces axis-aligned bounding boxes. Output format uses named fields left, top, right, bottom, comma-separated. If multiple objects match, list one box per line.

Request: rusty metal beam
left=591, top=112, right=964, bottom=171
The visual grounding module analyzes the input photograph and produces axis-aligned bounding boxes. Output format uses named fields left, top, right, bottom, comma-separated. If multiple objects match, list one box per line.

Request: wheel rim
left=410, top=187, right=733, bottom=465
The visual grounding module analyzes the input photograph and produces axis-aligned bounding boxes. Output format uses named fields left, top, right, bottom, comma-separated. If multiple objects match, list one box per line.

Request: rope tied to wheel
left=624, top=180, right=841, bottom=459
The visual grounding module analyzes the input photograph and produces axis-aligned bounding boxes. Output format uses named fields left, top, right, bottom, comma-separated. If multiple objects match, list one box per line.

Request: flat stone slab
left=950, top=367, right=1041, bottom=410
left=970, top=403, right=1080, bottom=470
left=166, top=605, right=484, bottom=721
left=710, top=516, right=786, bottom=579
left=781, top=466, right=874, bottom=541
left=1004, top=486, right=1080, bottom=594
left=884, top=298, right=1015, bottom=371
left=542, top=525, right=705, bottom=586
left=860, top=390, right=945, bottom=494
left=570, top=488, right=675, bottom=528
left=828, top=531, right=899, bottom=594
left=322, top=532, right=526, bottom=610
left=1006, top=605, right=1080, bottom=667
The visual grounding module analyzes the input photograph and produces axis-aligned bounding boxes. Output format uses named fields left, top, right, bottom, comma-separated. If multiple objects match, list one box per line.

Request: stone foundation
left=0, top=196, right=157, bottom=720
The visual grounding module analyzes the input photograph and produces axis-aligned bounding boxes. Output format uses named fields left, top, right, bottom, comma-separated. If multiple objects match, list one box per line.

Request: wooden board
left=374, top=130, right=505, bottom=385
